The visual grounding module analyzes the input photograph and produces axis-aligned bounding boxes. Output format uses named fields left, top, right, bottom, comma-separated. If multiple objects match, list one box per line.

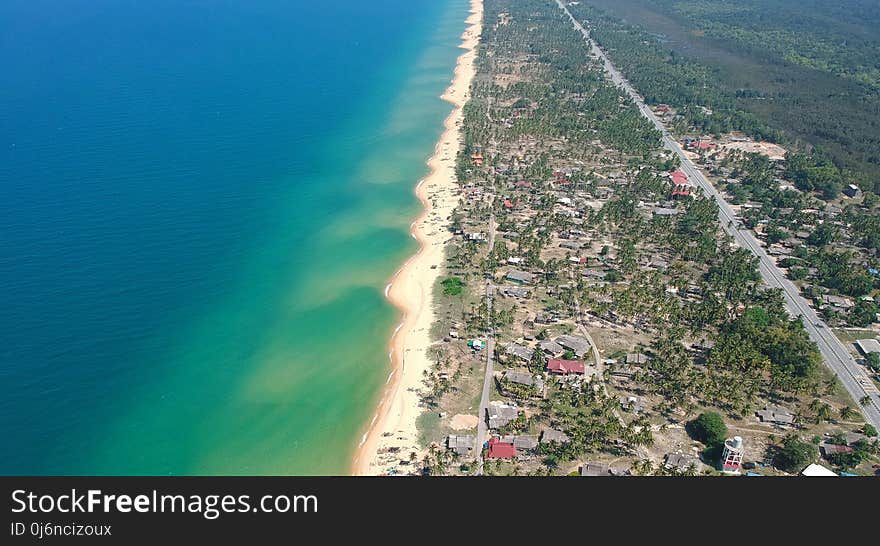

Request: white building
left=801, top=463, right=837, bottom=477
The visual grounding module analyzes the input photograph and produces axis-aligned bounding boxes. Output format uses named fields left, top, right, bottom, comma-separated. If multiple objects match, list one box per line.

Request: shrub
left=686, top=412, right=727, bottom=446
left=774, top=434, right=816, bottom=472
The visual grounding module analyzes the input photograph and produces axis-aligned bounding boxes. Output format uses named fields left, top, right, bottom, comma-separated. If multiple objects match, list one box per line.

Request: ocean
left=0, top=0, right=467, bottom=474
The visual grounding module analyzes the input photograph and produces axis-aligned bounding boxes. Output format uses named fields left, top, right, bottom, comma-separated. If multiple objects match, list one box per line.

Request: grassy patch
left=833, top=329, right=876, bottom=344
left=441, top=277, right=464, bottom=296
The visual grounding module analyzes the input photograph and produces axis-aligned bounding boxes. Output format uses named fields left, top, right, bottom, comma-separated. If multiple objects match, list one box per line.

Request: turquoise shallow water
left=0, top=0, right=467, bottom=474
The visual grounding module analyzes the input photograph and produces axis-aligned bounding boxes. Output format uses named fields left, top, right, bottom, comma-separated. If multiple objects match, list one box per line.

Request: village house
left=499, top=285, right=531, bottom=299
left=486, top=437, right=516, bottom=459
left=580, top=462, right=611, bottom=476
left=843, top=184, right=862, bottom=198
left=446, top=435, right=475, bottom=457
left=820, top=442, right=854, bottom=459
left=755, top=404, right=796, bottom=428
left=653, top=206, right=680, bottom=217
left=664, top=453, right=699, bottom=473
left=535, top=313, right=559, bottom=324
left=821, top=294, right=854, bottom=310
left=498, top=435, right=539, bottom=452
left=582, top=268, right=607, bottom=283
left=546, top=358, right=585, bottom=375
left=501, top=370, right=544, bottom=392
left=555, top=335, right=592, bottom=357
left=486, top=403, right=520, bottom=429
left=619, top=396, right=645, bottom=414
left=505, top=269, right=534, bottom=284
left=505, top=343, right=533, bottom=362
left=625, top=353, right=649, bottom=365
left=540, top=429, right=571, bottom=444
left=538, top=339, right=565, bottom=356
left=854, top=338, right=880, bottom=357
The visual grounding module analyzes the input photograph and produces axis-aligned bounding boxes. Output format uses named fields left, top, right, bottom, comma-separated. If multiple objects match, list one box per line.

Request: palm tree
left=814, top=402, right=832, bottom=424
left=839, top=406, right=856, bottom=420
left=860, top=395, right=872, bottom=407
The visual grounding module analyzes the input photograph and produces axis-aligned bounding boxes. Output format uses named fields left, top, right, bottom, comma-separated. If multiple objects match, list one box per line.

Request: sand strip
left=351, top=0, right=483, bottom=476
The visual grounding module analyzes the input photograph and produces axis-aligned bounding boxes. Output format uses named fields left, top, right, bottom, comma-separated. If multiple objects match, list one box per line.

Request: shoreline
left=351, top=0, right=483, bottom=476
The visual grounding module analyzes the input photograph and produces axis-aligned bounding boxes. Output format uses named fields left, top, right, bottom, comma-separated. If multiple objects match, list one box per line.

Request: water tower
left=721, top=436, right=744, bottom=474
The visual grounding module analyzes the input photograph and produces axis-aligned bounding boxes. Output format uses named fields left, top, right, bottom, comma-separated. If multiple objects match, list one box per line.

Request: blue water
left=0, top=0, right=466, bottom=474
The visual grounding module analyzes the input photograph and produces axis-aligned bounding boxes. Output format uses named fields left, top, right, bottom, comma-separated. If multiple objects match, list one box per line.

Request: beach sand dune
left=352, top=0, right=483, bottom=476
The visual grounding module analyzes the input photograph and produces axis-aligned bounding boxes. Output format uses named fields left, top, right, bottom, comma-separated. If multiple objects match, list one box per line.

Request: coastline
left=352, top=0, right=483, bottom=476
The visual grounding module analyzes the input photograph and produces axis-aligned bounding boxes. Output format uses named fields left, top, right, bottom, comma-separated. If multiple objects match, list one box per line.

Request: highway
left=556, top=0, right=880, bottom=429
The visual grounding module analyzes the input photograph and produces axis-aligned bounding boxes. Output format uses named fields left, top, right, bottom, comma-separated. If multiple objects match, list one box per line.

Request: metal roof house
left=580, top=462, right=611, bottom=476
left=505, top=343, right=533, bottom=361
left=555, top=335, right=592, bottom=357
left=486, top=403, right=520, bottom=429
left=505, top=269, right=534, bottom=284
left=446, top=435, right=475, bottom=457
left=854, top=338, right=880, bottom=356
left=540, top=429, right=571, bottom=444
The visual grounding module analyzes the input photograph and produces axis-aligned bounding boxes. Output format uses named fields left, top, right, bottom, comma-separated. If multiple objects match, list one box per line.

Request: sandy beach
left=352, top=0, right=483, bottom=476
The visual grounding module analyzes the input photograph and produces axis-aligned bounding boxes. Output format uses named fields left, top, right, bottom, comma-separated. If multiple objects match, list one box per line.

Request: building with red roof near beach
left=546, top=359, right=585, bottom=375
left=486, top=437, right=517, bottom=459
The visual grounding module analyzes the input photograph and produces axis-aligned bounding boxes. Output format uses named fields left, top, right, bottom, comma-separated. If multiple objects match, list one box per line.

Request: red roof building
left=546, top=359, right=585, bottom=375
left=487, top=437, right=517, bottom=459
left=683, top=140, right=715, bottom=151
left=820, top=443, right=854, bottom=457
left=503, top=199, right=515, bottom=209
left=669, top=170, right=691, bottom=198
left=669, top=170, right=688, bottom=184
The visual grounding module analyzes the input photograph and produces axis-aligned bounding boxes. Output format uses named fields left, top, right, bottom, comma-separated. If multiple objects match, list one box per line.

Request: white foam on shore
left=352, top=0, right=483, bottom=475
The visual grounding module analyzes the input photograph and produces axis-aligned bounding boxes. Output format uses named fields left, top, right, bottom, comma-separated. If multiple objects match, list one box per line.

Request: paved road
left=556, top=0, right=880, bottom=429
left=474, top=213, right=497, bottom=474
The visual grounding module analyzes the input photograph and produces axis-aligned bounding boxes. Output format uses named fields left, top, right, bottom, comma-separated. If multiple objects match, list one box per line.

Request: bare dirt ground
left=720, top=141, right=787, bottom=161
left=450, top=414, right=480, bottom=430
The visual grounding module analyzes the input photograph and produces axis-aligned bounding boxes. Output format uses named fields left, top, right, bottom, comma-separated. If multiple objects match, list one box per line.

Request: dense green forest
left=567, top=0, right=880, bottom=192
